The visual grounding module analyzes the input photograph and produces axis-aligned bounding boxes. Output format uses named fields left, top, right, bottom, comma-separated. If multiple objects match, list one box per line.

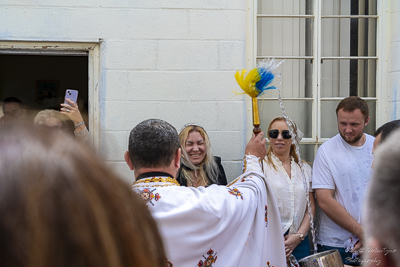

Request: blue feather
left=255, top=68, right=276, bottom=96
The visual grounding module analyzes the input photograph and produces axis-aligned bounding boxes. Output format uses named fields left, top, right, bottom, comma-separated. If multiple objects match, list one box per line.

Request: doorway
left=0, top=54, right=88, bottom=124
left=0, top=41, right=101, bottom=147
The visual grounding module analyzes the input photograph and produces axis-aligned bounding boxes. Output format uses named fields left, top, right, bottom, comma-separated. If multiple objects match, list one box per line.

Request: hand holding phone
left=64, top=89, right=79, bottom=104
left=61, top=89, right=84, bottom=127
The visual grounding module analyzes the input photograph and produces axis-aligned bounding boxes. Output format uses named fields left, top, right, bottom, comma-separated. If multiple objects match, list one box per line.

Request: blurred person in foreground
left=0, top=124, right=168, bottom=267
left=125, top=118, right=286, bottom=267
left=363, top=129, right=400, bottom=266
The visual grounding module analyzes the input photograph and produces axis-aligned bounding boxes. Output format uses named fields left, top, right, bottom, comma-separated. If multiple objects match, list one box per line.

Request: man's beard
left=340, top=132, right=363, bottom=144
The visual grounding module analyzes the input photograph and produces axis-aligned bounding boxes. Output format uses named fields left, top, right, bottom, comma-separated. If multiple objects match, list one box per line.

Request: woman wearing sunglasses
left=176, top=123, right=227, bottom=187
left=263, top=116, right=315, bottom=264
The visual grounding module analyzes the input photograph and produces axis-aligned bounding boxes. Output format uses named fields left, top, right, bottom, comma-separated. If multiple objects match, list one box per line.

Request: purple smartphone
left=64, top=89, right=79, bottom=104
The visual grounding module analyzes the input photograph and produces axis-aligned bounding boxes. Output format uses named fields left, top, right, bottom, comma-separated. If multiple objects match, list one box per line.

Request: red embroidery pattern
left=228, top=187, right=243, bottom=200
left=197, top=249, right=217, bottom=267
left=288, top=255, right=300, bottom=267
left=138, top=188, right=161, bottom=206
left=265, top=205, right=268, bottom=227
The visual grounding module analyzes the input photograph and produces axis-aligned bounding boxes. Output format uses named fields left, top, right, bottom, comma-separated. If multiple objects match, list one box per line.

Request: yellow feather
left=234, top=68, right=261, bottom=98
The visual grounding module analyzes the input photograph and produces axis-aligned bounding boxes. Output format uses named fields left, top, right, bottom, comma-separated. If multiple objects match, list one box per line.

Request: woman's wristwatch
left=296, top=232, right=305, bottom=241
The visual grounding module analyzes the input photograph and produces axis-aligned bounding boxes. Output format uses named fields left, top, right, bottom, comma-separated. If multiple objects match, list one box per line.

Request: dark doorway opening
left=0, top=54, right=88, bottom=125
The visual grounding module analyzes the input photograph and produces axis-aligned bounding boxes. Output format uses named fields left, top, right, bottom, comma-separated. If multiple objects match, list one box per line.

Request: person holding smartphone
left=34, top=103, right=89, bottom=143
left=262, top=116, right=315, bottom=264
left=60, top=90, right=89, bottom=142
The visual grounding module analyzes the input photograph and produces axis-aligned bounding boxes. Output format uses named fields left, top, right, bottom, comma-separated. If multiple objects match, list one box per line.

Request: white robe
left=132, top=155, right=286, bottom=267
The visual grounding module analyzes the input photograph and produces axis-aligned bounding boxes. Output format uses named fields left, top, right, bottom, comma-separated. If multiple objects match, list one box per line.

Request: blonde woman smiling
left=177, top=124, right=227, bottom=187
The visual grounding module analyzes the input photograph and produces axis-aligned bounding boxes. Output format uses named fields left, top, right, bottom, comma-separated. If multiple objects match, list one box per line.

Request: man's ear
left=174, top=148, right=181, bottom=169
left=365, top=116, right=370, bottom=126
left=124, top=151, right=135, bottom=170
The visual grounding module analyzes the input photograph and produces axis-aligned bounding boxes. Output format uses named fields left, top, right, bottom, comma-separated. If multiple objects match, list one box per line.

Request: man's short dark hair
left=374, top=120, right=400, bottom=142
left=336, top=96, right=369, bottom=121
left=128, top=119, right=180, bottom=170
left=2, top=97, right=23, bottom=108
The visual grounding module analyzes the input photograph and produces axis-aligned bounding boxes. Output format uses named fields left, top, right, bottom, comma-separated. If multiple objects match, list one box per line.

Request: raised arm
left=244, top=131, right=267, bottom=159
left=60, top=99, right=89, bottom=141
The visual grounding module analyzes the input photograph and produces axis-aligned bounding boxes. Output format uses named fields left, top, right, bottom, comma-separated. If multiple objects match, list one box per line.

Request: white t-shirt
left=263, top=153, right=313, bottom=235
left=312, top=133, right=374, bottom=247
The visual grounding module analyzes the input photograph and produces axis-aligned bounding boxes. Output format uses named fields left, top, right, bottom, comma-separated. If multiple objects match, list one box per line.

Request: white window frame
left=246, top=0, right=388, bottom=149
left=0, top=40, right=101, bottom=149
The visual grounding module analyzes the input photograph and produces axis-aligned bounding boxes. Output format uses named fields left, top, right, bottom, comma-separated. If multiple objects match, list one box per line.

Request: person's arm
left=284, top=192, right=315, bottom=258
left=60, top=99, right=89, bottom=139
left=315, top=188, right=364, bottom=239
left=312, top=145, right=364, bottom=245
left=244, top=132, right=267, bottom=159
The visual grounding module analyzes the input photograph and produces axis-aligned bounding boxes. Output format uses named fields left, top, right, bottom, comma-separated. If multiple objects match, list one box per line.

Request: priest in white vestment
left=125, top=119, right=286, bottom=267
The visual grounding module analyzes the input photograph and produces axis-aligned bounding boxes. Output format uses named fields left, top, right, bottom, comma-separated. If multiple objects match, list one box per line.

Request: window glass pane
left=322, top=0, right=377, bottom=16
left=365, top=100, right=376, bottom=135
left=258, top=0, right=313, bottom=15
left=299, top=144, right=316, bottom=165
left=321, top=59, right=376, bottom=97
left=321, top=18, right=377, bottom=57
left=258, top=99, right=313, bottom=138
left=257, top=18, right=313, bottom=57
left=320, top=99, right=376, bottom=138
left=255, top=59, right=313, bottom=98
left=320, top=100, right=340, bottom=138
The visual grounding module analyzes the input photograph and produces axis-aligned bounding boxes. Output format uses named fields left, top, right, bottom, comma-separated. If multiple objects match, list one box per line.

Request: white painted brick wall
left=389, top=1, right=400, bottom=120
left=1, top=1, right=248, bottom=183
left=158, top=41, right=219, bottom=70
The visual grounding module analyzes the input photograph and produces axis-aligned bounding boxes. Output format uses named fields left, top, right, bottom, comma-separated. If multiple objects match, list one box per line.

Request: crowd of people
left=0, top=96, right=89, bottom=142
left=1, top=95, right=399, bottom=267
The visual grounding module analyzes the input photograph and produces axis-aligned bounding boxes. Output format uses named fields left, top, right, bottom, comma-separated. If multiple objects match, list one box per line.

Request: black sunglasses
left=268, top=129, right=292, bottom=139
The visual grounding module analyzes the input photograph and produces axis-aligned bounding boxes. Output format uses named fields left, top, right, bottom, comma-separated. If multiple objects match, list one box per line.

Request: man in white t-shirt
left=312, top=96, right=374, bottom=266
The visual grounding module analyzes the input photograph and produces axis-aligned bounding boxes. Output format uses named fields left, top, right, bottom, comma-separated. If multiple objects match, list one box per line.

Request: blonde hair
left=179, top=125, right=218, bottom=187
left=33, top=109, right=67, bottom=126
left=265, top=117, right=300, bottom=170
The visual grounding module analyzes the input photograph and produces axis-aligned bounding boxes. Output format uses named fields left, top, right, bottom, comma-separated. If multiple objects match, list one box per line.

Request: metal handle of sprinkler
left=252, top=97, right=261, bottom=135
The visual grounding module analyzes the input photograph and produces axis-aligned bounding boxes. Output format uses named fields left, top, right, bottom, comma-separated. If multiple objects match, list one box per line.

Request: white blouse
left=263, top=153, right=313, bottom=235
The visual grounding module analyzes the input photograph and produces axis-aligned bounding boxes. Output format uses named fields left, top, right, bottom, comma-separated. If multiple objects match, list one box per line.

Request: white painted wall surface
left=0, top=1, right=248, bottom=183
left=388, top=0, right=400, bottom=120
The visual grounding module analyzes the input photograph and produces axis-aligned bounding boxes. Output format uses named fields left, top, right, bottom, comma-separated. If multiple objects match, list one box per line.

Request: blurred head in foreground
left=364, top=128, right=400, bottom=266
left=0, top=124, right=167, bottom=267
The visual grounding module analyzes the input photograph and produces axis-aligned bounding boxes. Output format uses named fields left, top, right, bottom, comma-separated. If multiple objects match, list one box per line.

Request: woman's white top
left=263, top=153, right=313, bottom=234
